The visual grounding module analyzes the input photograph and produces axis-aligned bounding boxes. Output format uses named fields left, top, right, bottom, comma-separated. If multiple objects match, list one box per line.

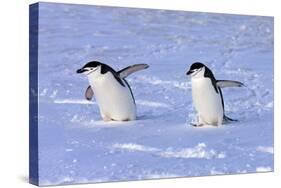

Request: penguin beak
left=186, top=70, right=193, bottom=75
left=76, top=68, right=86, bottom=74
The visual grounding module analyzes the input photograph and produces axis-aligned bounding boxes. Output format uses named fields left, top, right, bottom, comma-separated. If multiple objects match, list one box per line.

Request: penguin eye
left=90, top=67, right=98, bottom=72
left=89, top=67, right=96, bottom=71
left=192, top=69, right=198, bottom=72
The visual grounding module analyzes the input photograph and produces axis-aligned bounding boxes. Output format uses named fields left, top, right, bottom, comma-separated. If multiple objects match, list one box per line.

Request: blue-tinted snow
left=36, top=3, right=273, bottom=186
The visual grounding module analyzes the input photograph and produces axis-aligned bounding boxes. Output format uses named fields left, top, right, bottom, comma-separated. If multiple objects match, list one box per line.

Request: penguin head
left=186, top=62, right=206, bottom=78
left=76, top=61, right=102, bottom=76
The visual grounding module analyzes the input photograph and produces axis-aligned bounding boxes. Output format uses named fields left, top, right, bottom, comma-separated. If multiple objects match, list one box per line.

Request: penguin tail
left=223, top=115, right=238, bottom=123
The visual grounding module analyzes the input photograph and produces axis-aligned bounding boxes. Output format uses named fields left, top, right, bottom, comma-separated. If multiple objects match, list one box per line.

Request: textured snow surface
left=35, top=3, right=273, bottom=186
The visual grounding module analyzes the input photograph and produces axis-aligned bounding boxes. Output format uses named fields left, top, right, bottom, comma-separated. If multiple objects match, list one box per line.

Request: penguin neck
left=87, top=71, right=103, bottom=85
left=191, top=71, right=205, bottom=81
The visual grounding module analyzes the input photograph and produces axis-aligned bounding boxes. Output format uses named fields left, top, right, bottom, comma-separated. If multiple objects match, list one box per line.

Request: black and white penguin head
left=186, top=62, right=206, bottom=78
left=76, top=61, right=103, bottom=76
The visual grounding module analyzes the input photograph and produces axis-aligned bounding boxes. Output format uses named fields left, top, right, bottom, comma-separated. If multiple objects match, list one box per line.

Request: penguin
left=186, top=62, right=244, bottom=127
left=77, top=61, right=149, bottom=121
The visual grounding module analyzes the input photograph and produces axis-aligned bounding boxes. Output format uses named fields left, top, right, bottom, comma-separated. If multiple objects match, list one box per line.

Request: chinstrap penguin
left=77, top=61, right=149, bottom=121
left=186, top=62, right=244, bottom=127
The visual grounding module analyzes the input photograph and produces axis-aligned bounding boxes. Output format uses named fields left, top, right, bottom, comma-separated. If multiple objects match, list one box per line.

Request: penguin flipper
left=85, top=85, right=94, bottom=101
left=118, top=64, right=149, bottom=79
left=216, top=80, right=244, bottom=88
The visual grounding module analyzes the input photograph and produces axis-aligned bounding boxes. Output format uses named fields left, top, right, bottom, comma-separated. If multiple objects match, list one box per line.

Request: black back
left=123, top=79, right=135, bottom=104
left=202, top=64, right=227, bottom=118
left=203, top=65, right=219, bottom=93
left=218, top=87, right=225, bottom=111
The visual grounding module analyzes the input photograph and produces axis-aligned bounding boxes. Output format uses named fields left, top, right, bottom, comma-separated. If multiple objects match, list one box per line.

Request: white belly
left=89, top=73, right=136, bottom=121
left=191, top=78, right=223, bottom=125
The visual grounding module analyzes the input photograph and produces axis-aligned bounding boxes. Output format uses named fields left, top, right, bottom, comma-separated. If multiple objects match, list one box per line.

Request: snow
left=157, top=143, right=226, bottom=159
left=112, top=143, right=160, bottom=152
left=54, top=99, right=95, bottom=104
left=111, top=143, right=226, bottom=159
left=256, top=166, right=272, bottom=172
left=256, top=146, right=274, bottom=154
left=35, top=2, right=273, bottom=186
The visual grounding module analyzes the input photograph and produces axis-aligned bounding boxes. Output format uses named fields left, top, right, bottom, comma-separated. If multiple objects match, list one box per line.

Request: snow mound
left=160, top=143, right=226, bottom=159
left=256, top=146, right=274, bottom=154
left=54, top=99, right=95, bottom=105
left=112, top=143, right=226, bottom=159
left=112, top=143, right=160, bottom=152
left=256, top=166, right=272, bottom=172
left=136, top=100, right=171, bottom=109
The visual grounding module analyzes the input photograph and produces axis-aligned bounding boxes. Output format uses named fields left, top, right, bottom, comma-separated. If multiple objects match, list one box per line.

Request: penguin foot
left=190, top=123, right=204, bottom=127
left=102, top=116, right=112, bottom=122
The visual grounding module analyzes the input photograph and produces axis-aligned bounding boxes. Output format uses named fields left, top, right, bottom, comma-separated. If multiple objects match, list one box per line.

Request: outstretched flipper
left=118, top=64, right=149, bottom=79
left=216, top=80, right=244, bottom=88
left=85, top=85, right=94, bottom=101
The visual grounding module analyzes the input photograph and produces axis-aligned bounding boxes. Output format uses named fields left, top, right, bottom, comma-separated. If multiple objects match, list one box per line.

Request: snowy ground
left=36, top=2, right=273, bottom=186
